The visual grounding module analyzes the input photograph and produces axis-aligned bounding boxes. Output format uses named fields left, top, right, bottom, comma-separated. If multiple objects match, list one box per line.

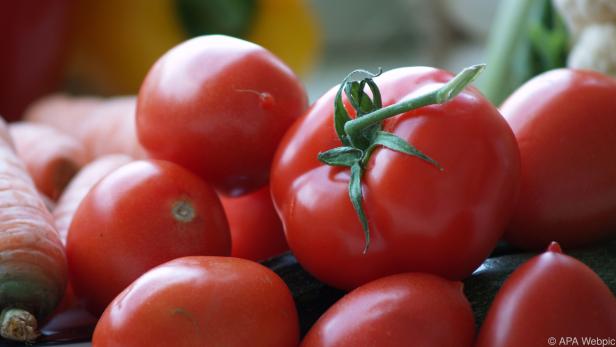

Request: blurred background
left=3, top=0, right=603, bottom=121
left=0, top=0, right=505, bottom=121
left=307, top=0, right=500, bottom=100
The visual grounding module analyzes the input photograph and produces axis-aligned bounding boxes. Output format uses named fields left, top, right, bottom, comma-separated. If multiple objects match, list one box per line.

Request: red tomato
left=136, top=35, right=307, bottom=197
left=271, top=67, right=520, bottom=290
left=501, top=69, right=616, bottom=250
left=66, top=160, right=230, bottom=316
left=219, top=185, right=288, bottom=261
left=0, top=0, right=71, bottom=120
left=92, top=256, right=299, bottom=347
left=476, top=242, right=616, bottom=347
left=301, top=272, right=475, bottom=347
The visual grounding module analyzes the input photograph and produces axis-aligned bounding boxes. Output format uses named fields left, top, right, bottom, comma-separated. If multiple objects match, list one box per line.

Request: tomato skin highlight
left=66, top=159, right=230, bottom=316
left=301, top=272, right=475, bottom=347
left=137, top=35, right=307, bottom=197
left=475, top=242, right=616, bottom=347
left=219, top=185, right=288, bottom=261
left=92, top=256, right=299, bottom=347
left=272, top=67, right=521, bottom=290
left=501, top=69, right=616, bottom=250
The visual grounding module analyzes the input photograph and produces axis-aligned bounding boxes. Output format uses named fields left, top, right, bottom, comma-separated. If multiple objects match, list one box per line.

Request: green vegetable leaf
left=349, top=162, right=370, bottom=253
left=365, top=79, right=382, bottom=109
left=478, top=0, right=568, bottom=105
left=334, top=69, right=384, bottom=148
left=344, top=81, right=375, bottom=116
left=344, top=81, right=362, bottom=113
left=334, top=83, right=352, bottom=146
left=528, top=0, right=568, bottom=72
left=371, top=131, right=443, bottom=170
left=318, top=147, right=363, bottom=167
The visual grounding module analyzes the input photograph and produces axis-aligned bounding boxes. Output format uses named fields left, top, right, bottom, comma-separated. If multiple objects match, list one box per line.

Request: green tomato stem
left=344, top=64, right=485, bottom=146
left=320, top=63, right=486, bottom=253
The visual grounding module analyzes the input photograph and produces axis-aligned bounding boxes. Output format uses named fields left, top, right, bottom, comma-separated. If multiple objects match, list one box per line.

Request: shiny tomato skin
left=301, top=272, right=475, bottom=347
left=219, top=185, right=288, bottom=261
left=137, top=35, right=307, bottom=197
left=271, top=67, right=521, bottom=290
left=501, top=69, right=616, bottom=250
left=475, top=244, right=616, bottom=347
left=92, top=256, right=299, bottom=347
left=66, top=160, right=230, bottom=316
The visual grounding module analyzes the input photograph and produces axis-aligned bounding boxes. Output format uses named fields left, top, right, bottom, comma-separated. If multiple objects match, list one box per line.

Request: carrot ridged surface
left=0, top=118, right=67, bottom=342
left=24, top=94, right=145, bottom=160
left=23, top=94, right=102, bottom=138
left=9, top=122, right=87, bottom=201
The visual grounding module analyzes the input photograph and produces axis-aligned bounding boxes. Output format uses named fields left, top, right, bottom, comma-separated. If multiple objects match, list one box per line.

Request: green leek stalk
left=479, top=0, right=569, bottom=106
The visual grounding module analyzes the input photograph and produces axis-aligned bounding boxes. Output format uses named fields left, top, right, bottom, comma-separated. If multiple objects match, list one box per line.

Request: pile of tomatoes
left=62, top=35, right=615, bottom=346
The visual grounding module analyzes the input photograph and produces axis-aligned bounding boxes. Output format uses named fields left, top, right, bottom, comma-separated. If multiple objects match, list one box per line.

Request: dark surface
left=262, top=252, right=346, bottom=336
left=464, top=240, right=616, bottom=326
left=7, top=239, right=615, bottom=346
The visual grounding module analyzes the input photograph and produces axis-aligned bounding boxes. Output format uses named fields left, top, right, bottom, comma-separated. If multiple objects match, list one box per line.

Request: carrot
left=39, top=192, right=57, bottom=213
left=54, top=154, right=133, bottom=244
left=0, top=118, right=67, bottom=342
left=24, top=94, right=146, bottom=160
left=80, top=96, right=146, bottom=159
left=22, top=94, right=102, bottom=138
left=9, top=122, right=88, bottom=201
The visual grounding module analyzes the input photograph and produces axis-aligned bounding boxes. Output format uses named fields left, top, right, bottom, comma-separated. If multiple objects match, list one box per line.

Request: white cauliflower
left=553, top=0, right=616, bottom=77
left=567, top=24, right=616, bottom=76
left=553, top=0, right=616, bottom=37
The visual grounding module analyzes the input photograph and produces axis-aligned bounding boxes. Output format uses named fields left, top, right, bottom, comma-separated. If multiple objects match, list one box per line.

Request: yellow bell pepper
left=67, top=0, right=185, bottom=95
left=247, top=0, right=320, bottom=77
left=66, top=0, right=320, bottom=95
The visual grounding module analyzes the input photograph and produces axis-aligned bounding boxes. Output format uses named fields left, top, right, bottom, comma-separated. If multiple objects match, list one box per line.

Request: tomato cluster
left=57, top=34, right=616, bottom=346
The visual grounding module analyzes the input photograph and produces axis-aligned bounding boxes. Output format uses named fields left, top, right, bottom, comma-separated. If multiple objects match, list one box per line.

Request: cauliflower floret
left=553, top=0, right=616, bottom=38
left=568, top=24, right=616, bottom=77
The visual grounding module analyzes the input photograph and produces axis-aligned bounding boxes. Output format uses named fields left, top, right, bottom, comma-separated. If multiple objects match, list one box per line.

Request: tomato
left=301, top=272, right=475, bottom=347
left=271, top=66, right=520, bottom=290
left=219, top=185, right=288, bottom=261
left=0, top=0, right=71, bottom=120
left=92, top=256, right=299, bottom=347
left=501, top=69, right=616, bottom=250
left=476, top=242, right=616, bottom=347
left=66, top=160, right=230, bottom=316
left=136, top=35, right=307, bottom=197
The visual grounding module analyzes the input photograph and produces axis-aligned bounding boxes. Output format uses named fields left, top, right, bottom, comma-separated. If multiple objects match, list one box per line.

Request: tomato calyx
left=318, top=64, right=486, bottom=253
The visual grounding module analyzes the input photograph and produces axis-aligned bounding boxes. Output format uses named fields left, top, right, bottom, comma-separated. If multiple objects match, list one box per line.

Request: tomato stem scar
left=172, top=200, right=195, bottom=223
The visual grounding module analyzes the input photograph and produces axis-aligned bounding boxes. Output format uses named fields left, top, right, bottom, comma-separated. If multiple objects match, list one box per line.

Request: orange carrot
left=23, top=94, right=102, bottom=138
left=9, top=122, right=88, bottom=201
left=54, top=154, right=133, bottom=244
left=39, top=192, right=57, bottom=213
left=80, top=96, right=146, bottom=159
left=24, top=94, right=145, bottom=160
left=0, top=118, right=67, bottom=342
